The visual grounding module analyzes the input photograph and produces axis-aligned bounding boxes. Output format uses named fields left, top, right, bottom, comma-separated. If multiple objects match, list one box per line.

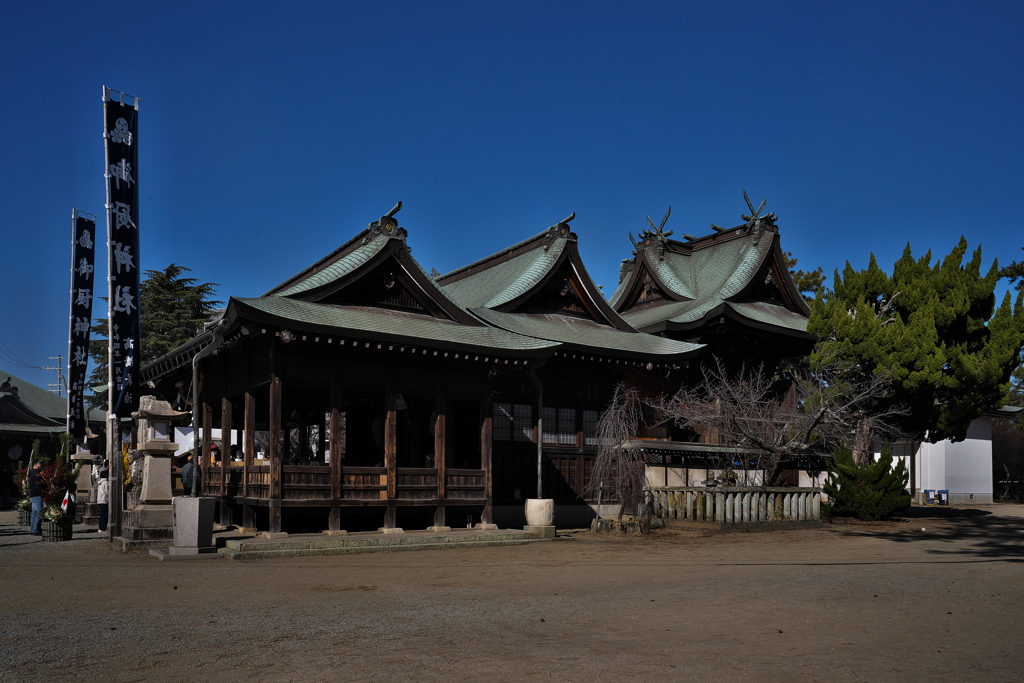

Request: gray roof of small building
left=0, top=370, right=67, bottom=421
left=0, top=368, right=105, bottom=431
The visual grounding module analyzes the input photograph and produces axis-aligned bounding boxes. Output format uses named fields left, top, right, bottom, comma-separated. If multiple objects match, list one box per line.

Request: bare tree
left=588, top=355, right=907, bottom=526
left=585, top=385, right=648, bottom=525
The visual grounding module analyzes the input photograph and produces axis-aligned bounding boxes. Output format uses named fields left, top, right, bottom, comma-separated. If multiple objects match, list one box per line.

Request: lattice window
left=513, top=404, right=533, bottom=442
left=493, top=403, right=513, bottom=441
left=494, top=403, right=534, bottom=442
left=582, top=409, right=599, bottom=446
left=542, top=407, right=577, bottom=445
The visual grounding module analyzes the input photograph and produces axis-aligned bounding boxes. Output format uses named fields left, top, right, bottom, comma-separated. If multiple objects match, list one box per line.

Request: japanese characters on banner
left=103, top=87, right=140, bottom=415
left=67, top=212, right=96, bottom=438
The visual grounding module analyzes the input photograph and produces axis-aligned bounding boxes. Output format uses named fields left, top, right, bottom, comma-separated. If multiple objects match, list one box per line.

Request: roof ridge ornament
left=364, top=201, right=407, bottom=243
left=740, top=190, right=778, bottom=244
left=632, top=206, right=673, bottom=260
left=544, top=212, right=577, bottom=250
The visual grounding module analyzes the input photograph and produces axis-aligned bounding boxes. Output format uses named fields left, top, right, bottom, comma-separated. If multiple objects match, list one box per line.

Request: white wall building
left=882, top=408, right=1020, bottom=506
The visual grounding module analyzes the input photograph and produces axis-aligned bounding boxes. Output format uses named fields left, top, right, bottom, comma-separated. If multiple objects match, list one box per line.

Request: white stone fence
left=647, top=486, right=821, bottom=527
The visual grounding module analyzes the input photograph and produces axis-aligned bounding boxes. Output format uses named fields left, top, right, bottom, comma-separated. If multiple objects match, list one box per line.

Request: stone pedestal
left=169, top=496, right=216, bottom=554
left=524, top=524, right=556, bottom=539
left=149, top=497, right=219, bottom=560
left=114, top=489, right=176, bottom=552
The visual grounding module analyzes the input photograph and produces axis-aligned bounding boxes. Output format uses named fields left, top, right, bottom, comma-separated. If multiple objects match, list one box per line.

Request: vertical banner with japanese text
left=67, top=211, right=96, bottom=438
left=103, top=87, right=140, bottom=416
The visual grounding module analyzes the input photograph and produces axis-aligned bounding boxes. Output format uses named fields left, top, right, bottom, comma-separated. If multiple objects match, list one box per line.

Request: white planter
left=525, top=498, right=554, bottom=526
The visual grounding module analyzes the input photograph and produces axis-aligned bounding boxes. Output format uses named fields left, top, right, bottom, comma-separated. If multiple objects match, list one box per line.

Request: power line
left=0, top=334, right=41, bottom=369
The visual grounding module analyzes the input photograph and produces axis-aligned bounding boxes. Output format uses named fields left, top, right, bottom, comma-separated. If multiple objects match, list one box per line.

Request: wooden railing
left=648, top=486, right=821, bottom=526
left=206, top=465, right=485, bottom=503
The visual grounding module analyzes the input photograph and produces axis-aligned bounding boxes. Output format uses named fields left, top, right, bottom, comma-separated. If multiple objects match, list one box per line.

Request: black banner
left=103, top=88, right=140, bottom=415
left=67, top=212, right=96, bottom=438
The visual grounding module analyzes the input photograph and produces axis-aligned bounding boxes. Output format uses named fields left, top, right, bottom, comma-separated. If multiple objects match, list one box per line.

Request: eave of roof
left=230, top=296, right=559, bottom=357
left=469, top=308, right=701, bottom=360
left=622, top=299, right=812, bottom=339
left=0, top=423, right=67, bottom=435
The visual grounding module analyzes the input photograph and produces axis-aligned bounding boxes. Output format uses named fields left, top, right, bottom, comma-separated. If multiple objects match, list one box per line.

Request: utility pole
left=43, top=355, right=66, bottom=397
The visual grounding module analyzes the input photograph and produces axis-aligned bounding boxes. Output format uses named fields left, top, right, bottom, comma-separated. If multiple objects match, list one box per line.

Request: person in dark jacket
left=181, top=454, right=196, bottom=496
left=28, top=461, right=43, bottom=536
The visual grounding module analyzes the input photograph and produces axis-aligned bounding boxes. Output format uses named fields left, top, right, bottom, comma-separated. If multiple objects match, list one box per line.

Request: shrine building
left=142, top=200, right=811, bottom=532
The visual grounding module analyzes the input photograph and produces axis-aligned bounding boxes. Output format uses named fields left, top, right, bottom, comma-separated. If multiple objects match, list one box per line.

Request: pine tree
left=138, top=264, right=221, bottom=362
left=808, top=238, right=1024, bottom=454
left=823, top=447, right=911, bottom=521
left=785, top=251, right=825, bottom=303
left=87, top=265, right=220, bottom=398
left=1001, top=247, right=1024, bottom=406
left=1000, top=247, right=1024, bottom=291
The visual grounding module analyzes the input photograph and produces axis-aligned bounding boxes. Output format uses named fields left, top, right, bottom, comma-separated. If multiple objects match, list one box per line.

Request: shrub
left=823, top=446, right=911, bottom=521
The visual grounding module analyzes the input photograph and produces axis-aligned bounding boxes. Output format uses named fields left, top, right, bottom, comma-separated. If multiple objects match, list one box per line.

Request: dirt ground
left=1, top=505, right=1022, bottom=683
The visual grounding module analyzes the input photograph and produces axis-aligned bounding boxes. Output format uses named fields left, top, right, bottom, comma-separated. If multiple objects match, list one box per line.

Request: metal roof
left=612, top=221, right=811, bottom=337
left=441, top=236, right=569, bottom=309
left=230, top=296, right=560, bottom=356
left=471, top=308, right=700, bottom=359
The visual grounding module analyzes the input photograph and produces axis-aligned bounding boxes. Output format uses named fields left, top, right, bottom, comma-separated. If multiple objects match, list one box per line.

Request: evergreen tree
left=785, top=251, right=825, bottom=303
left=138, top=264, right=221, bottom=362
left=808, top=238, right=1024, bottom=454
left=1000, top=247, right=1024, bottom=291
left=87, top=265, right=220, bottom=397
left=1001, top=247, right=1024, bottom=405
left=823, top=447, right=911, bottom=521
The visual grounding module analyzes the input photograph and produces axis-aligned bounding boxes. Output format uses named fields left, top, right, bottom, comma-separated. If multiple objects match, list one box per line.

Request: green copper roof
left=471, top=308, right=700, bottom=359
left=726, top=302, right=811, bottom=334
left=273, top=230, right=390, bottom=298
left=613, top=221, right=810, bottom=337
left=230, top=296, right=559, bottom=356
left=439, top=226, right=575, bottom=310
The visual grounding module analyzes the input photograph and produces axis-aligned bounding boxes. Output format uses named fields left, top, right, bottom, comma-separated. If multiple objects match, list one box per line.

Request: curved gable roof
left=264, top=209, right=479, bottom=326
left=439, top=220, right=633, bottom=331
left=612, top=215, right=810, bottom=337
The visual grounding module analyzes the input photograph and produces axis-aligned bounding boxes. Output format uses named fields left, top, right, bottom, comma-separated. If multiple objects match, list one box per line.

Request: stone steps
left=219, top=529, right=546, bottom=560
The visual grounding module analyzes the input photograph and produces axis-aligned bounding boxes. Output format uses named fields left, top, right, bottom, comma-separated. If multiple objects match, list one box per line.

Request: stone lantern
left=134, top=396, right=189, bottom=505
left=115, top=396, right=190, bottom=551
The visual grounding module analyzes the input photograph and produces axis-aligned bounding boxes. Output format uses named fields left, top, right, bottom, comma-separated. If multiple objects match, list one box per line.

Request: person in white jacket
left=96, top=469, right=109, bottom=533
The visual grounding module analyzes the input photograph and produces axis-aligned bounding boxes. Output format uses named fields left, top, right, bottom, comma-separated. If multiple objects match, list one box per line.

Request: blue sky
left=2, top=1, right=1022, bottom=393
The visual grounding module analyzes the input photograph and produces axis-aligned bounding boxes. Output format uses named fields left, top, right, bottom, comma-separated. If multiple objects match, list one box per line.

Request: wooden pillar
left=384, top=390, right=398, bottom=529
left=329, top=399, right=344, bottom=532
left=434, top=393, right=446, bottom=529
left=241, top=391, right=256, bottom=529
left=220, top=397, right=233, bottom=526
left=481, top=395, right=493, bottom=526
left=202, top=402, right=213, bottom=496
left=268, top=375, right=283, bottom=533
left=243, top=391, right=255, bottom=497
